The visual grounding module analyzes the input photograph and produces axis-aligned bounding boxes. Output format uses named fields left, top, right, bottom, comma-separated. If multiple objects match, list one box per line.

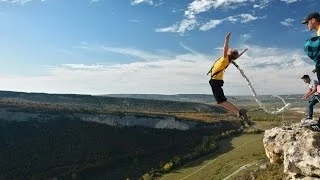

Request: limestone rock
left=263, top=123, right=320, bottom=179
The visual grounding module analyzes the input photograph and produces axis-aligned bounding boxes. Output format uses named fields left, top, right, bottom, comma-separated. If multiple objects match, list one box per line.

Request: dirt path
left=222, top=162, right=257, bottom=180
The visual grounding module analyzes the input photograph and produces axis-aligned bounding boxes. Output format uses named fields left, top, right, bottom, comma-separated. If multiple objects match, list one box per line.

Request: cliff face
left=78, top=113, right=199, bottom=130
left=263, top=123, right=320, bottom=180
left=0, top=108, right=204, bottom=130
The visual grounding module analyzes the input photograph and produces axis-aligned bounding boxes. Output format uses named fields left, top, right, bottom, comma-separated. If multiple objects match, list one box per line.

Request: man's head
left=227, top=49, right=239, bottom=60
left=302, top=12, right=320, bottom=31
left=301, top=74, right=311, bottom=83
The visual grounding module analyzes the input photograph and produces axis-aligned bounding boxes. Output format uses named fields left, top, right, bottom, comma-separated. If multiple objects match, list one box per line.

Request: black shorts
left=209, top=79, right=227, bottom=104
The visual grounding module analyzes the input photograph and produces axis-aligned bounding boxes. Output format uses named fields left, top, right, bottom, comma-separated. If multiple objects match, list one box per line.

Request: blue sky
left=0, top=0, right=318, bottom=95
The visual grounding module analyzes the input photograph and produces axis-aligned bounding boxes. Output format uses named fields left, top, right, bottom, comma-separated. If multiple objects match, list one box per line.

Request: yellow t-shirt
left=210, top=56, right=230, bottom=80
left=317, top=28, right=320, bottom=36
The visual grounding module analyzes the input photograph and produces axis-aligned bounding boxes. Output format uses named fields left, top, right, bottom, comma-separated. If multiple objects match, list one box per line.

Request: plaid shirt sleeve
left=304, top=36, right=320, bottom=66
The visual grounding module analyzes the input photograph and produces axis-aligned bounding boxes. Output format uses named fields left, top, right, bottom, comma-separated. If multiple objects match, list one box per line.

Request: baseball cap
left=301, top=12, right=320, bottom=24
left=301, top=75, right=310, bottom=79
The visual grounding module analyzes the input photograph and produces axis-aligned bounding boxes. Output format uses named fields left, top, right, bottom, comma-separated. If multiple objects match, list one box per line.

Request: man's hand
left=236, top=48, right=248, bottom=60
left=302, top=94, right=307, bottom=99
left=225, top=32, right=231, bottom=40
left=302, top=95, right=310, bottom=99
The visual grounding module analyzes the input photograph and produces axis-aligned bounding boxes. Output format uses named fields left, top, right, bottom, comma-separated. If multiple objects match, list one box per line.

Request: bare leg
left=218, top=101, right=240, bottom=116
left=218, top=101, right=251, bottom=125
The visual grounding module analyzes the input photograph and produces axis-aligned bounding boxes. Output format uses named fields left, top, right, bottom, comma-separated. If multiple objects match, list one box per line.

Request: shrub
left=141, top=173, right=151, bottom=180
left=162, top=162, right=173, bottom=172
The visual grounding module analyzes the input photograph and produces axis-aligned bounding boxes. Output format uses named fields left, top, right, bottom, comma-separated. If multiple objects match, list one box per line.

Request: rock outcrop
left=0, top=108, right=233, bottom=131
left=263, top=123, right=320, bottom=180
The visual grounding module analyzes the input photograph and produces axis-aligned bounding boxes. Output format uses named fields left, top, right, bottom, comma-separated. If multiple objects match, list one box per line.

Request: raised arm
left=237, top=48, right=248, bottom=59
left=223, top=33, right=231, bottom=58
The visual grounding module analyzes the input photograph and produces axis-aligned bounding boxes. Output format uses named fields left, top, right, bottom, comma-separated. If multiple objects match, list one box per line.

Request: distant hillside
left=0, top=91, right=226, bottom=114
left=0, top=91, right=306, bottom=115
left=103, top=93, right=306, bottom=107
left=104, top=94, right=215, bottom=103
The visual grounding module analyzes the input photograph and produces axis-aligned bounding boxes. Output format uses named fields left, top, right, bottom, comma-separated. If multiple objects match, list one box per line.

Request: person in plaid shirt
left=303, top=12, right=320, bottom=81
left=302, top=12, right=320, bottom=131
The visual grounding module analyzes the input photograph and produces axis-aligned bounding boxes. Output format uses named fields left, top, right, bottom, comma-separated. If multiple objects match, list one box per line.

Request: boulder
left=263, top=123, right=320, bottom=179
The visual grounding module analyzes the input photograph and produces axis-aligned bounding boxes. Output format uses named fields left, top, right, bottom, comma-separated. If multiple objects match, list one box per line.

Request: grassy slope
left=157, top=109, right=303, bottom=180
left=158, top=133, right=264, bottom=180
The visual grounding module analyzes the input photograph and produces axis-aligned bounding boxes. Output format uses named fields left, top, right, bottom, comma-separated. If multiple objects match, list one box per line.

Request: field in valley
left=0, top=91, right=312, bottom=180
left=154, top=98, right=307, bottom=180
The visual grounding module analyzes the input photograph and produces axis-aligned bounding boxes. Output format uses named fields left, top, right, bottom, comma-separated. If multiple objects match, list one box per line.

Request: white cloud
left=156, top=0, right=264, bottom=33
left=253, top=0, right=271, bottom=9
left=130, top=0, right=153, bottom=5
left=226, top=16, right=238, bottom=23
left=0, top=0, right=98, bottom=5
left=238, top=14, right=258, bottom=23
left=156, top=0, right=247, bottom=33
left=200, top=19, right=224, bottom=31
left=0, top=44, right=315, bottom=96
left=186, top=0, right=249, bottom=15
left=90, top=0, right=100, bottom=3
left=240, top=34, right=252, bottom=42
left=280, top=18, right=295, bottom=26
left=155, top=26, right=178, bottom=33
left=129, top=19, right=143, bottom=23
left=100, top=46, right=171, bottom=61
left=280, top=0, right=301, bottom=4
left=155, top=18, right=198, bottom=33
left=0, top=0, right=44, bottom=5
left=199, top=14, right=260, bottom=31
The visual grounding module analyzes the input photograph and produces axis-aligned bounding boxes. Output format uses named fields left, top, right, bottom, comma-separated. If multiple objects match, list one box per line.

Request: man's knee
left=309, top=103, right=315, bottom=108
